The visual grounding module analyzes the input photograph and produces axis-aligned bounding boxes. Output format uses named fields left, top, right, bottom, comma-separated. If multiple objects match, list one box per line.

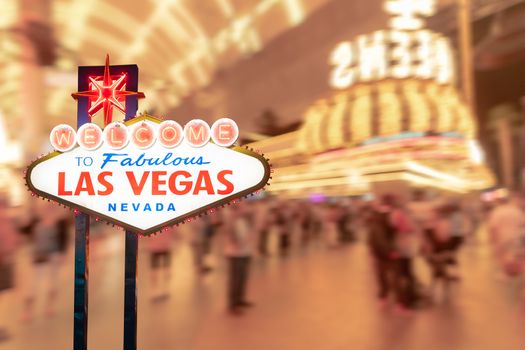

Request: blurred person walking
left=254, top=199, right=271, bottom=256
left=488, top=194, right=525, bottom=278
left=448, top=201, right=470, bottom=258
left=55, top=210, right=72, bottom=257
left=425, top=203, right=465, bottom=301
left=191, top=216, right=214, bottom=275
left=271, top=202, right=291, bottom=256
left=408, top=189, right=436, bottom=241
left=146, top=228, right=176, bottom=301
left=462, top=197, right=482, bottom=239
left=225, top=203, right=254, bottom=315
left=324, top=202, right=342, bottom=248
left=310, top=203, right=324, bottom=240
left=337, top=202, right=355, bottom=244
left=0, top=196, right=17, bottom=342
left=390, top=197, right=419, bottom=310
left=298, top=201, right=314, bottom=246
left=367, top=194, right=416, bottom=313
left=21, top=201, right=64, bottom=321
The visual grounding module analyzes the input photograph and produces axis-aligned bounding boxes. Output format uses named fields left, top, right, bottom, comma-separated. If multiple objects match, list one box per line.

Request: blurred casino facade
left=0, top=0, right=525, bottom=204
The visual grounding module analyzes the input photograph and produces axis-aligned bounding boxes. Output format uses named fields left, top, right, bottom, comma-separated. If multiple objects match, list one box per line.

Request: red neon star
left=72, top=54, right=145, bottom=125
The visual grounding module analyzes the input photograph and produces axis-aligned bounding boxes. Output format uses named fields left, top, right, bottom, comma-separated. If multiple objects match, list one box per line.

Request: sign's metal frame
left=72, top=63, right=139, bottom=350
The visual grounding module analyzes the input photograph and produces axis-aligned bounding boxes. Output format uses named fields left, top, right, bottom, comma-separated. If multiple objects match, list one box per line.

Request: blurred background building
left=0, top=0, right=524, bottom=205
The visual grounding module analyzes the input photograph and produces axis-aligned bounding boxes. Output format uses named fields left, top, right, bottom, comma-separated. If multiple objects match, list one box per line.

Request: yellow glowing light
left=299, top=103, right=329, bottom=153
left=311, top=101, right=330, bottom=152
left=405, top=80, right=431, bottom=132
left=283, top=0, right=304, bottom=25
left=215, top=0, right=235, bottom=17
left=0, top=0, right=17, bottom=29
left=329, top=30, right=454, bottom=89
left=330, top=42, right=355, bottom=89
left=495, top=188, right=509, bottom=199
left=327, top=93, right=349, bottom=149
left=172, top=2, right=209, bottom=41
left=384, top=0, right=436, bottom=30
left=468, top=139, right=484, bottom=164
left=169, top=64, right=191, bottom=96
left=0, top=77, right=20, bottom=96
left=378, top=81, right=402, bottom=135
left=457, top=104, right=476, bottom=137
left=0, top=38, right=20, bottom=61
left=350, top=86, right=372, bottom=143
left=256, top=0, right=279, bottom=15
left=246, top=129, right=494, bottom=196
left=357, top=31, right=388, bottom=81
left=435, top=36, right=455, bottom=84
left=302, top=78, right=479, bottom=154
left=406, top=161, right=467, bottom=187
left=189, top=59, right=211, bottom=86
left=250, top=131, right=299, bottom=152
left=429, top=88, right=457, bottom=132
left=414, top=30, right=433, bottom=79
left=390, top=30, right=411, bottom=78
left=402, top=173, right=466, bottom=193
left=329, top=0, right=454, bottom=89
left=268, top=162, right=471, bottom=194
left=231, top=15, right=262, bottom=53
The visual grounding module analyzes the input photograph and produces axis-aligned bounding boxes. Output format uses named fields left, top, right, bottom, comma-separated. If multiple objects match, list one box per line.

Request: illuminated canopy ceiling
left=0, top=0, right=516, bottom=144
left=0, top=0, right=331, bottom=138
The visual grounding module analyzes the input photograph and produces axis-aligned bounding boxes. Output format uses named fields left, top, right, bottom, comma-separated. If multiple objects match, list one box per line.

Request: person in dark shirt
left=367, top=194, right=415, bottom=313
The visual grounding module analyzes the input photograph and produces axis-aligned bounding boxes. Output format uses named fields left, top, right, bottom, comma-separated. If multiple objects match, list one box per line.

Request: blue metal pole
left=73, top=63, right=140, bottom=350
left=123, top=68, right=139, bottom=350
left=123, top=231, right=139, bottom=350
left=73, top=74, right=90, bottom=350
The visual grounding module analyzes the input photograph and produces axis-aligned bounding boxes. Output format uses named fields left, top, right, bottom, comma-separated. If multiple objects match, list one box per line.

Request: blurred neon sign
left=329, top=0, right=454, bottom=89
left=49, top=118, right=239, bottom=152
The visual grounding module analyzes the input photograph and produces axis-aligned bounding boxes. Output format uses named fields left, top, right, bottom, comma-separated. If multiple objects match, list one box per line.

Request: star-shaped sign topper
left=72, top=54, right=145, bottom=125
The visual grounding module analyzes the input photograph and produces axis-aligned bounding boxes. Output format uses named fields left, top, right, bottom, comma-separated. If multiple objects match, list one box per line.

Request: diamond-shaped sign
left=26, top=116, right=270, bottom=235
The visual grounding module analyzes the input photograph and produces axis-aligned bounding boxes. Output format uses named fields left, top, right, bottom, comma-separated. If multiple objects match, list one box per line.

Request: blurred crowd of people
left=366, top=190, right=475, bottom=313
left=1, top=188, right=525, bottom=342
left=146, top=196, right=360, bottom=314
left=365, top=189, right=525, bottom=314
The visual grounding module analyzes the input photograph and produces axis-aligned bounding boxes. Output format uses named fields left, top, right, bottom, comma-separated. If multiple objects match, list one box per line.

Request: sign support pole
left=123, top=232, right=139, bottom=350
left=73, top=63, right=140, bottom=350
left=73, top=73, right=91, bottom=350
left=123, top=72, right=139, bottom=350
left=73, top=214, right=90, bottom=350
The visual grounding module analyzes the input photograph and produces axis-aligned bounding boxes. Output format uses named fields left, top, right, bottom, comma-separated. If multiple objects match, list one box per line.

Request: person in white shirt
left=488, top=194, right=525, bottom=274
left=224, top=203, right=254, bottom=314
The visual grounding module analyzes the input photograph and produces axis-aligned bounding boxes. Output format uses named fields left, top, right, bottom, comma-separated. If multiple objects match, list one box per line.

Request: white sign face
left=26, top=116, right=270, bottom=235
